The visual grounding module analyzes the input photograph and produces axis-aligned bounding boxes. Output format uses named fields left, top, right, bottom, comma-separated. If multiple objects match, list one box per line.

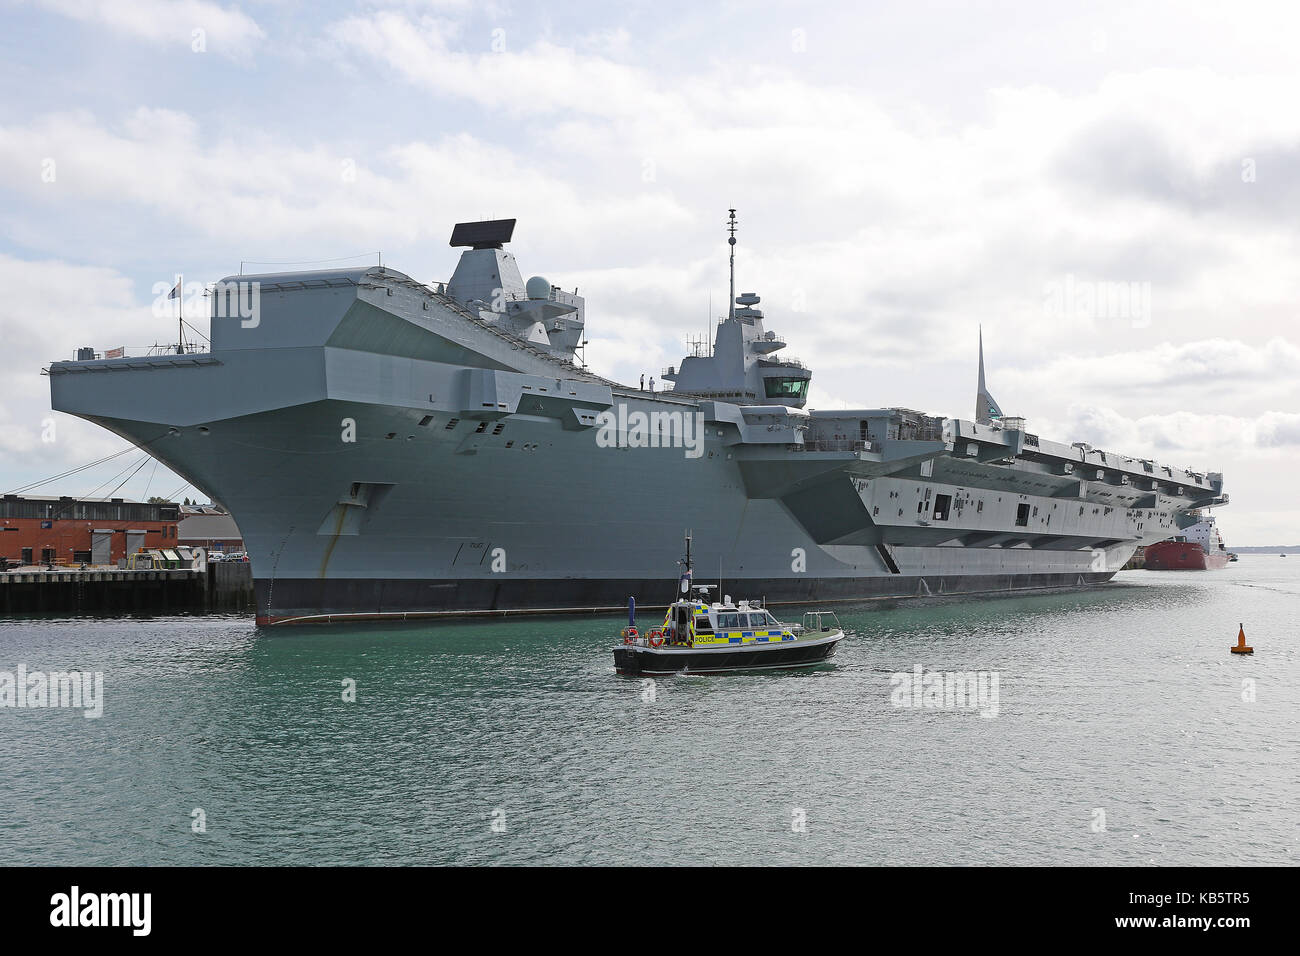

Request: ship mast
left=176, top=273, right=186, bottom=355
left=677, top=531, right=694, bottom=599
left=727, top=208, right=737, bottom=323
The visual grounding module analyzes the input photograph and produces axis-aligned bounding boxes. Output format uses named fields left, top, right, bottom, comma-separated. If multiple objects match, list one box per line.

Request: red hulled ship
left=1144, top=514, right=1231, bottom=570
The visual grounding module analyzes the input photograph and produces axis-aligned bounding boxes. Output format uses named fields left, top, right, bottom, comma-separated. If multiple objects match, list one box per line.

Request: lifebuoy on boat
left=648, top=629, right=664, bottom=648
left=623, top=626, right=638, bottom=645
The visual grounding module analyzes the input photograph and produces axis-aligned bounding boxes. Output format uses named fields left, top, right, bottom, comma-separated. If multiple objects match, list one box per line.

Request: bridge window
left=763, top=377, right=809, bottom=400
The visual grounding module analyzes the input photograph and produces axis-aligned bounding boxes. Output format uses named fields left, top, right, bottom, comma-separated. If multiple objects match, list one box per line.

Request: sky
left=1, top=0, right=1298, bottom=543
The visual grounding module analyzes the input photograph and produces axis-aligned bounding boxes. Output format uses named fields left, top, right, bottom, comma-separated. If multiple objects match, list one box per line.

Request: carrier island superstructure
left=48, top=214, right=1227, bottom=624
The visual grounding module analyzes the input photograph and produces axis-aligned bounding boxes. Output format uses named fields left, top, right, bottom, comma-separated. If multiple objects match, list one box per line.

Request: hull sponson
left=47, top=263, right=1226, bottom=628
left=253, top=571, right=1118, bottom=625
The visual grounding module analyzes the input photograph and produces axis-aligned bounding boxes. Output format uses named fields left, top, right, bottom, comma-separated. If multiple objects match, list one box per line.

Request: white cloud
left=0, top=253, right=184, bottom=495
left=1002, top=338, right=1300, bottom=412
left=0, top=110, right=695, bottom=260
left=323, top=13, right=677, bottom=119
left=32, top=0, right=265, bottom=59
left=1057, top=404, right=1300, bottom=458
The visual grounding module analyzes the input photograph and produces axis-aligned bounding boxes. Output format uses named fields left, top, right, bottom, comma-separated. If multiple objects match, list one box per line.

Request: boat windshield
left=715, top=611, right=780, bottom=629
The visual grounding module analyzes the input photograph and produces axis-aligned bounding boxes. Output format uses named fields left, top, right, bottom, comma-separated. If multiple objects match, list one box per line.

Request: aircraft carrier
left=48, top=212, right=1227, bottom=625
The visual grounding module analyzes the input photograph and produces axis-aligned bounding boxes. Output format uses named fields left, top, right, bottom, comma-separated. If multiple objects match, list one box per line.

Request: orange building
left=0, top=495, right=180, bottom=567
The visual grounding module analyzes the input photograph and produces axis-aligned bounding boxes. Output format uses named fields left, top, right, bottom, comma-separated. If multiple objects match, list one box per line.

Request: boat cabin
left=660, top=594, right=792, bottom=647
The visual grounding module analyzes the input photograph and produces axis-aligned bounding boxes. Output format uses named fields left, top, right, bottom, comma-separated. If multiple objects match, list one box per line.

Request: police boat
left=613, top=536, right=845, bottom=676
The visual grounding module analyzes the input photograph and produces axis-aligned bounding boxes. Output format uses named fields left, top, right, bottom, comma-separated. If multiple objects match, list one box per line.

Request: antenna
left=727, top=208, right=737, bottom=323
left=674, top=530, right=695, bottom=602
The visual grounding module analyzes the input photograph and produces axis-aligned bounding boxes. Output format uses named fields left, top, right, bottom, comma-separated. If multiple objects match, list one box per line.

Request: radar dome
left=526, top=276, right=551, bottom=300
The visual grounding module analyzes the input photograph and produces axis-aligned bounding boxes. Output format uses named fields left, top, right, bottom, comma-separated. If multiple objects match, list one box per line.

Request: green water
left=1, top=556, right=1295, bottom=865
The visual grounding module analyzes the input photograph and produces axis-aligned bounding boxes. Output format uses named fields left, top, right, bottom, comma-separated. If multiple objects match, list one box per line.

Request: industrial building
left=0, top=495, right=180, bottom=567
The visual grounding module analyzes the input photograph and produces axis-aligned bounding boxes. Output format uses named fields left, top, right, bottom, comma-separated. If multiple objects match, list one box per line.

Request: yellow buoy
left=1230, top=623, right=1253, bottom=655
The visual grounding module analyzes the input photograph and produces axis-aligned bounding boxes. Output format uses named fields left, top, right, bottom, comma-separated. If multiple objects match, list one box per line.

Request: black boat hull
left=613, top=634, right=841, bottom=675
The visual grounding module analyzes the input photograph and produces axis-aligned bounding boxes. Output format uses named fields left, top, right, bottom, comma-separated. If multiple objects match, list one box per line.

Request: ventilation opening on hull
left=876, top=543, right=902, bottom=574
left=316, top=481, right=395, bottom=537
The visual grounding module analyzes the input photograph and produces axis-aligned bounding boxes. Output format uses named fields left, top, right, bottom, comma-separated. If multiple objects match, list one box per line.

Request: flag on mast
left=170, top=274, right=185, bottom=354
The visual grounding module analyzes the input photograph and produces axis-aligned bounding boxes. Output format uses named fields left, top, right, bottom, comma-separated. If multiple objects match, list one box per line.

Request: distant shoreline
left=1226, top=547, right=1296, bottom=553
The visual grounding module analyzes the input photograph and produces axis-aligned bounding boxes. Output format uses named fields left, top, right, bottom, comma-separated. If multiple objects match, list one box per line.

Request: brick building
left=0, top=495, right=181, bottom=567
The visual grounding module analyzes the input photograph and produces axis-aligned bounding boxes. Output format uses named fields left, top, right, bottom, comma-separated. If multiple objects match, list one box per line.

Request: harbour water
left=1, top=557, right=1294, bottom=866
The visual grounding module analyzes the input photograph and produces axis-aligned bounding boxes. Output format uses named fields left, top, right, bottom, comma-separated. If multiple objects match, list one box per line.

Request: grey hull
left=255, top=570, right=1118, bottom=624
